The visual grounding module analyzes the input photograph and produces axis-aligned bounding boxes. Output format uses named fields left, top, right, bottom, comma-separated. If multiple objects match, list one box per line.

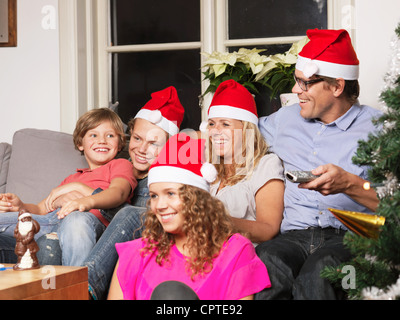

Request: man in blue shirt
left=256, top=29, right=382, bottom=299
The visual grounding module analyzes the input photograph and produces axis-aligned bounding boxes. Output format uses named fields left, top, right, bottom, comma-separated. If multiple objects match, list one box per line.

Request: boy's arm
left=56, top=177, right=132, bottom=219
left=85, top=177, right=132, bottom=209
left=1, top=181, right=96, bottom=215
left=51, top=190, right=86, bottom=209
left=0, top=193, right=47, bottom=215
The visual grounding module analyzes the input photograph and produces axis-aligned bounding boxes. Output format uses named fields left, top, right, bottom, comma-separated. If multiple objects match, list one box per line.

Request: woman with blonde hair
left=201, top=79, right=284, bottom=244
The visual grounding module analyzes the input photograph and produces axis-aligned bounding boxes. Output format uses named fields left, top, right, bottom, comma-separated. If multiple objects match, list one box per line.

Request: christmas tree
left=322, top=23, right=400, bottom=300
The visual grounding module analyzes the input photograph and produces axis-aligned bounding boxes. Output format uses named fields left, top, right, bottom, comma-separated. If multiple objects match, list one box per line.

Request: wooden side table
left=0, top=264, right=88, bottom=300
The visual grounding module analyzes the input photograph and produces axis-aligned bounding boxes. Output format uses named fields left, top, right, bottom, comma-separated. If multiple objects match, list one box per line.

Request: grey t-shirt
left=210, top=153, right=284, bottom=221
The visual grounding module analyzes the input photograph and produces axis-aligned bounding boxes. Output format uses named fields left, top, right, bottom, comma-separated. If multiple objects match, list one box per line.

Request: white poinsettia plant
left=201, top=37, right=308, bottom=99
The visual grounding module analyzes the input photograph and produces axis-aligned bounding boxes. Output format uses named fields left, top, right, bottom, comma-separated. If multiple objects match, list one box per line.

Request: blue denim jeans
left=34, top=177, right=149, bottom=299
left=58, top=211, right=105, bottom=266
left=0, top=233, right=64, bottom=265
left=0, top=234, right=17, bottom=263
left=0, top=209, right=60, bottom=239
left=85, top=204, right=146, bottom=299
left=85, top=177, right=149, bottom=299
left=255, top=227, right=352, bottom=300
left=0, top=209, right=62, bottom=265
left=34, top=188, right=108, bottom=266
left=0, top=211, right=59, bottom=264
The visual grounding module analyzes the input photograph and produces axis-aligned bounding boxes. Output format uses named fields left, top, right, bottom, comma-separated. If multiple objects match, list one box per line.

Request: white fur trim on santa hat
left=296, top=55, right=359, bottom=80
left=18, top=212, right=32, bottom=220
left=208, top=105, right=258, bottom=126
left=135, top=109, right=179, bottom=136
left=148, top=166, right=210, bottom=191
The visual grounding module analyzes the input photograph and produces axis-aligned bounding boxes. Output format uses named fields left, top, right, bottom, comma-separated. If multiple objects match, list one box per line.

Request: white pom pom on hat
left=199, top=121, right=208, bottom=133
left=302, top=61, right=319, bottom=78
left=148, top=110, right=163, bottom=124
left=200, top=162, right=217, bottom=183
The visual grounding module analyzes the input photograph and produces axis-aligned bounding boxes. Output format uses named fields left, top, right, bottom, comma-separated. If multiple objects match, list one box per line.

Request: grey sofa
left=0, top=128, right=132, bottom=264
left=0, top=128, right=88, bottom=205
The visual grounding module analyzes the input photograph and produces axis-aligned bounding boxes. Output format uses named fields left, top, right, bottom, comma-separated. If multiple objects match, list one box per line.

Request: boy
left=0, top=108, right=137, bottom=265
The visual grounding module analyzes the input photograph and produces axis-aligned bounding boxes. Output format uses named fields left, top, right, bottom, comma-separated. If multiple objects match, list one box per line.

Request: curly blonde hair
left=141, top=184, right=235, bottom=280
left=206, top=121, right=269, bottom=186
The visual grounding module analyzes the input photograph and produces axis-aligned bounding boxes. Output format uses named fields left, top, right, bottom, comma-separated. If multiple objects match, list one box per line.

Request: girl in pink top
left=108, top=133, right=271, bottom=300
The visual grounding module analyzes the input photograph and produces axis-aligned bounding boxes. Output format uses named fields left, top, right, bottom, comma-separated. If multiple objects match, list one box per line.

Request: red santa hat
left=200, top=80, right=258, bottom=131
left=148, top=133, right=217, bottom=192
left=134, top=86, right=185, bottom=136
left=296, top=29, right=359, bottom=80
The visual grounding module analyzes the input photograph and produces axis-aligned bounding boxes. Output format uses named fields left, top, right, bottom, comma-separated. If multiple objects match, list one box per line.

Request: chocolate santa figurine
left=13, top=211, right=40, bottom=271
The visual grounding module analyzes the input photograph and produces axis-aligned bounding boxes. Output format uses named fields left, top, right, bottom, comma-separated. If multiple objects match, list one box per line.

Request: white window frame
left=59, top=0, right=355, bottom=131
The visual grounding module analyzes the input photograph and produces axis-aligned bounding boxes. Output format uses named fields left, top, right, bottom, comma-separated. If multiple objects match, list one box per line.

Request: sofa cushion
left=0, top=142, right=12, bottom=194
left=6, top=128, right=88, bottom=204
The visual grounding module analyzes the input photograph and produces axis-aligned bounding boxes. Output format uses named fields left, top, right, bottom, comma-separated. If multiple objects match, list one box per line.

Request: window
left=107, top=0, right=328, bottom=129
left=109, top=0, right=202, bottom=130
left=228, top=0, right=327, bottom=39
left=224, top=0, right=327, bottom=116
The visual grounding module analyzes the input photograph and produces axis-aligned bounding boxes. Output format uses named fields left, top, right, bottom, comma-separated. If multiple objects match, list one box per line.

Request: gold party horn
left=328, top=208, right=386, bottom=239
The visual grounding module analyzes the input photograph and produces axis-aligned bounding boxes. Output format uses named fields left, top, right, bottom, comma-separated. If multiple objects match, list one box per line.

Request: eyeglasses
left=294, top=75, right=325, bottom=91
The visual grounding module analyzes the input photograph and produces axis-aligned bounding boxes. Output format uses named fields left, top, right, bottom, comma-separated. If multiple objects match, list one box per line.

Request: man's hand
left=298, top=164, right=350, bottom=195
left=298, top=163, right=379, bottom=211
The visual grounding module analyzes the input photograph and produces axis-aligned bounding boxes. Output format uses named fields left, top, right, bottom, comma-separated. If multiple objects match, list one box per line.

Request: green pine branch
left=322, top=22, right=400, bottom=299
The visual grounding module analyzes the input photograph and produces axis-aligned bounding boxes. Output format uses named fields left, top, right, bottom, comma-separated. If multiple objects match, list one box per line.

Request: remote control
left=285, top=170, right=321, bottom=183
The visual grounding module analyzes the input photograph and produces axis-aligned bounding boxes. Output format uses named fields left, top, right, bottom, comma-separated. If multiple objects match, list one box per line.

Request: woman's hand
left=44, top=182, right=94, bottom=212
left=57, top=197, right=96, bottom=219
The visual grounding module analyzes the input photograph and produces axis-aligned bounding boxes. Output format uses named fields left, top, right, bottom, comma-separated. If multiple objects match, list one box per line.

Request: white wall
left=0, top=0, right=60, bottom=144
left=355, top=0, right=400, bottom=110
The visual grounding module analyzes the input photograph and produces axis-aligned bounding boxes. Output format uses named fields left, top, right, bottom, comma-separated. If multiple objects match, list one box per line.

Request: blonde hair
left=141, top=184, right=235, bottom=280
left=73, top=108, right=126, bottom=154
left=206, top=121, right=269, bottom=186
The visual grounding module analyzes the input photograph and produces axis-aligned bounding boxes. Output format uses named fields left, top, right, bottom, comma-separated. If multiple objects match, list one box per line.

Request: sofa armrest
left=0, top=142, right=12, bottom=194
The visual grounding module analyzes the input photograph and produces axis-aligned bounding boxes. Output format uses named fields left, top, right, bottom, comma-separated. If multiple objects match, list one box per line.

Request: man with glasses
left=256, top=29, right=382, bottom=299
